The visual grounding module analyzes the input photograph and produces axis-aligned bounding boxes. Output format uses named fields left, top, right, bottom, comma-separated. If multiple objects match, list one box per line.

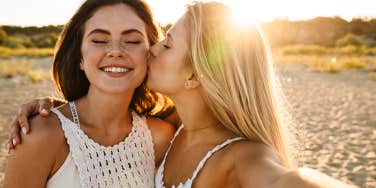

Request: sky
left=0, top=0, right=375, bottom=26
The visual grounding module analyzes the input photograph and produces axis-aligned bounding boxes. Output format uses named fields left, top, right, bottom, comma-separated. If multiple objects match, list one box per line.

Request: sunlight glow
left=230, top=5, right=263, bottom=26
left=0, top=0, right=375, bottom=26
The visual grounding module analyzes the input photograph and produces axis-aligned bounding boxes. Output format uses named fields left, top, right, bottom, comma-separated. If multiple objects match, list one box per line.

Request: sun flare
left=229, top=2, right=266, bottom=26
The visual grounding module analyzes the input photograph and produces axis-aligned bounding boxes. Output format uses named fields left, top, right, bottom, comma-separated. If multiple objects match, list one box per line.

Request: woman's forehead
left=84, top=4, right=147, bottom=35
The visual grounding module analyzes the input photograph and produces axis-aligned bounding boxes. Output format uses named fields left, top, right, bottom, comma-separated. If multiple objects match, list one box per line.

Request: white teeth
left=103, top=67, right=129, bottom=73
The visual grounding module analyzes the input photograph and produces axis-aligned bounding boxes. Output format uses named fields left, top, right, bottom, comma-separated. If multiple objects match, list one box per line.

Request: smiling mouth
left=101, top=67, right=131, bottom=73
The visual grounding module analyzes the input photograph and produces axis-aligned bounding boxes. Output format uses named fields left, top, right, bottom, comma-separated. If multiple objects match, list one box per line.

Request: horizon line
left=1, top=15, right=376, bottom=27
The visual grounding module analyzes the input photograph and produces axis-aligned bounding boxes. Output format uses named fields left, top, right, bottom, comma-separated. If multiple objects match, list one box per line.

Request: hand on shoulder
left=4, top=108, right=67, bottom=187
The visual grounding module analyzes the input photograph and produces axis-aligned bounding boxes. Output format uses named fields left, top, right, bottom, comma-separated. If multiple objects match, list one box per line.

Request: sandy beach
left=0, top=60, right=375, bottom=188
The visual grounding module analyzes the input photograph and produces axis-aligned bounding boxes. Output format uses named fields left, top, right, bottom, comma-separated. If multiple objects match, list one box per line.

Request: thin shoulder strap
left=190, top=137, right=245, bottom=181
left=50, top=108, right=69, bottom=124
left=160, top=125, right=184, bottom=165
left=69, top=101, right=80, bottom=128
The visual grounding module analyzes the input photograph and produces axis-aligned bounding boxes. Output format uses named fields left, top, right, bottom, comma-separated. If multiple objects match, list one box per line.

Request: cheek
left=81, top=44, right=103, bottom=68
left=131, top=45, right=149, bottom=64
left=129, top=46, right=149, bottom=81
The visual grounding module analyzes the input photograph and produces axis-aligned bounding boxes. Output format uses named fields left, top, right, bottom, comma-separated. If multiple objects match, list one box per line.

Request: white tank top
left=155, top=126, right=244, bottom=188
left=47, top=101, right=155, bottom=188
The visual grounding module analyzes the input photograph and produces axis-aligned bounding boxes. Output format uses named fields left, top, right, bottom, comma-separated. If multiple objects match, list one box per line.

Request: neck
left=170, top=90, right=219, bottom=132
left=76, top=86, right=134, bottom=129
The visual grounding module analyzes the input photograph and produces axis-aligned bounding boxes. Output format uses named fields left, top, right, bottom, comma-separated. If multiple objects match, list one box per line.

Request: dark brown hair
left=53, top=0, right=174, bottom=118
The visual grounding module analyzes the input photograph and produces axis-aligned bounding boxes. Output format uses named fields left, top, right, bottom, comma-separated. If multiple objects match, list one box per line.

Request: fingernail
left=41, top=109, right=48, bottom=113
left=22, top=127, right=27, bottom=134
left=12, top=139, right=16, bottom=146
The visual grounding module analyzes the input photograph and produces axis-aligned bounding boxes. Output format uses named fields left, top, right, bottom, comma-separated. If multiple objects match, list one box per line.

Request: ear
left=80, top=61, right=84, bottom=71
left=184, top=74, right=200, bottom=89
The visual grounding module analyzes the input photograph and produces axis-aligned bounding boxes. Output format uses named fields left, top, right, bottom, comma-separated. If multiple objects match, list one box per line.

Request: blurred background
left=0, top=0, right=375, bottom=187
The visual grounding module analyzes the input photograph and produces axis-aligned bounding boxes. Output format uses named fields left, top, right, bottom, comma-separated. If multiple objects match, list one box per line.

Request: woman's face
left=80, top=4, right=149, bottom=94
left=147, top=16, right=192, bottom=95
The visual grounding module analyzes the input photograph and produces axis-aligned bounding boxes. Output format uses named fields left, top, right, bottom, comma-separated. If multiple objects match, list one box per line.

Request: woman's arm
left=270, top=168, right=355, bottom=188
left=7, top=97, right=65, bottom=150
left=231, top=141, right=354, bottom=188
left=4, top=114, right=65, bottom=188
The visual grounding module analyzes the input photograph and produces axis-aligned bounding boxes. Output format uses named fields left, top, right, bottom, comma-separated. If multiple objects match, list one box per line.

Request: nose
left=106, top=41, right=125, bottom=58
left=149, top=43, right=160, bottom=57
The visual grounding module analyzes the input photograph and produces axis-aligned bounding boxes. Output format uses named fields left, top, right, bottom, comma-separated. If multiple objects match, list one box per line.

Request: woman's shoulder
left=145, top=116, right=175, bottom=139
left=228, top=140, right=282, bottom=165
left=223, top=140, right=286, bottom=187
left=24, top=104, right=68, bottom=150
left=4, top=105, right=69, bottom=187
left=145, top=116, right=175, bottom=165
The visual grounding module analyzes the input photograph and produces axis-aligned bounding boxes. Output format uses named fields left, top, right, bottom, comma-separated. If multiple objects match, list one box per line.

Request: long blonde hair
left=184, top=2, right=293, bottom=167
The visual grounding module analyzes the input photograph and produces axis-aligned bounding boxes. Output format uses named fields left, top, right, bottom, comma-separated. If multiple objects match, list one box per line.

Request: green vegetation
left=1, top=17, right=376, bottom=82
left=0, top=28, right=7, bottom=45
left=263, top=17, right=376, bottom=47
left=0, top=25, right=61, bottom=52
left=0, top=47, right=54, bottom=58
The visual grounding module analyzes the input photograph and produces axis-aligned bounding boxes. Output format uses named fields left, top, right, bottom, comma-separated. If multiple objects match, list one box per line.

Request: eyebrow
left=87, top=29, right=145, bottom=36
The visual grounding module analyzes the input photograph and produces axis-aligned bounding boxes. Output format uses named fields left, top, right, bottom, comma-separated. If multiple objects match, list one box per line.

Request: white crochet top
left=48, top=101, right=155, bottom=188
left=155, top=126, right=244, bottom=188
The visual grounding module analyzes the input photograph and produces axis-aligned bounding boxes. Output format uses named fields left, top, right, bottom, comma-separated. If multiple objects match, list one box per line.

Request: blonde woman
left=8, top=1, right=352, bottom=188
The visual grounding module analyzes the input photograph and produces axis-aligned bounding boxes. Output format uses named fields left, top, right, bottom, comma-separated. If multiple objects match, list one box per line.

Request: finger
left=7, top=116, right=20, bottom=149
left=18, top=101, right=39, bottom=118
left=18, top=115, right=30, bottom=134
left=11, top=119, right=22, bottom=145
left=17, top=100, right=39, bottom=133
left=10, top=132, right=21, bottom=148
left=38, top=98, right=53, bottom=117
left=6, top=141, right=13, bottom=154
left=7, top=140, right=14, bottom=151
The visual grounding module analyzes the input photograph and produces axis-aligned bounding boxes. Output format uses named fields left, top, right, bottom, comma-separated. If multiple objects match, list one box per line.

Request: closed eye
left=92, top=40, right=108, bottom=44
left=125, top=41, right=141, bottom=44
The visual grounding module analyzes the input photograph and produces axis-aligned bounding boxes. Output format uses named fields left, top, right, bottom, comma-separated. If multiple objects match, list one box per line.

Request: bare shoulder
left=226, top=140, right=287, bottom=188
left=230, top=140, right=281, bottom=161
left=145, top=117, right=175, bottom=165
left=4, top=105, right=67, bottom=187
left=145, top=116, right=175, bottom=143
left=17, top=104, right=65, bottom=154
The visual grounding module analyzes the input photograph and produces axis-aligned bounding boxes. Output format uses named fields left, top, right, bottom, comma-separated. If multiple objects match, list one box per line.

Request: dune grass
left=280, top=45, right=376, bottom=56
left=0, top=47, right=54, bottom=59
left=274, top=45, right=376, bottom=79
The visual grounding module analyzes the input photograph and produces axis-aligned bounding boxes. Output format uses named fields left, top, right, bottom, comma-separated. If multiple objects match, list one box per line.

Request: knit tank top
left=47, top=101, right=155, bottom=188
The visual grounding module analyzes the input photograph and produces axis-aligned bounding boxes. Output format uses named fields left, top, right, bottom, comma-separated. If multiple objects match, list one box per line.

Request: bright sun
left=227, top=1, right=279, bottom=26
